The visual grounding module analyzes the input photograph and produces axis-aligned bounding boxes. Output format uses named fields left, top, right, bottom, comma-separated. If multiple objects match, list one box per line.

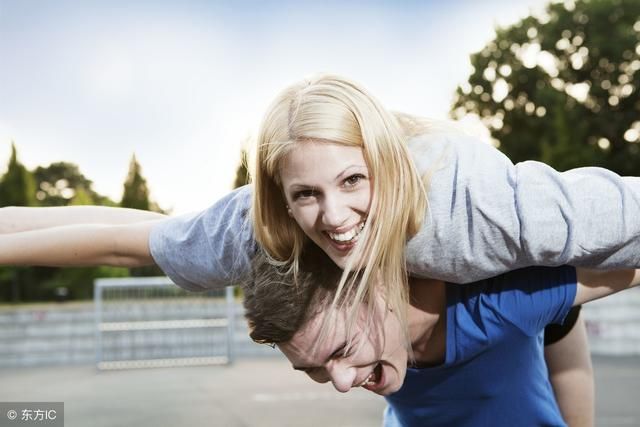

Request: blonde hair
left=252, top=73, right=428, bottom=348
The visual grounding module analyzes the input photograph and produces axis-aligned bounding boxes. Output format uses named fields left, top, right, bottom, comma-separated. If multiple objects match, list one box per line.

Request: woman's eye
left=344, top=174, right=365, bottom=187
left=293, top=189, right=316, bottom=200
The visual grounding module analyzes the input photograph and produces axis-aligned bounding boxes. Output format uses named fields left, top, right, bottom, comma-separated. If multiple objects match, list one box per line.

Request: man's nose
left=325, top=360, right=357, bottom=393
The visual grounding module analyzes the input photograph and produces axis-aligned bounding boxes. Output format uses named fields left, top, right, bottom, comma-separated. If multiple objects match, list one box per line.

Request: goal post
left=94, top=277, right=235, bottom=370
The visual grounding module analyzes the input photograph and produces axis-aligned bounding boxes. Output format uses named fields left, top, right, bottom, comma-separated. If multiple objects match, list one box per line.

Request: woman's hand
left=574, top=268, right=640, bottom=305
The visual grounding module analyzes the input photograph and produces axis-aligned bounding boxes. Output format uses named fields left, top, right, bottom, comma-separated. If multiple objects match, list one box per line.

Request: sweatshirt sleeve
left=405, top=133, right=640, bottom=283
left=148, top=185, right=256, bottom=291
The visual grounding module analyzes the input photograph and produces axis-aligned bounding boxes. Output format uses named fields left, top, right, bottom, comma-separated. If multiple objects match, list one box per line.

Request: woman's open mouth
left=325, top=220, right=366, bottom=251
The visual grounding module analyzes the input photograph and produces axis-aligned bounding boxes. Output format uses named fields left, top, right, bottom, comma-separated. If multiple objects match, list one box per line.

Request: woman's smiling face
left=279, top=141, right=372, bottom=269
left=278, top=295, right=409, bottom=396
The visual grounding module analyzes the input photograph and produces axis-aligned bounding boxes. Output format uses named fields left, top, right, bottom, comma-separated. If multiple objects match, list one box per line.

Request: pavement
left=0, top=355, right=638, bottom=427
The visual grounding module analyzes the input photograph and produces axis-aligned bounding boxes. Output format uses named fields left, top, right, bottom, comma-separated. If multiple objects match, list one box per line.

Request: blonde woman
left=3, top=74, right=638, bottom=301
left=249, top=73, right=640, bottom=332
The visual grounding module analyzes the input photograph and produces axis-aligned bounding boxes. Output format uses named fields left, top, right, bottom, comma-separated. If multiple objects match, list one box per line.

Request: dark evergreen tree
left=120, top=154, right=151, bottom=211
left=0, top=143, right=36, bottom=207
left=0, top=143, right=37, bottom=302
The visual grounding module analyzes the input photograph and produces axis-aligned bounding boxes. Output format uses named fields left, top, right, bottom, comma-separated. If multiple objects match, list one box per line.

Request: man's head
left=242, top=250, right=409, bottom=396
left=242, top=248, right=341, bottom=345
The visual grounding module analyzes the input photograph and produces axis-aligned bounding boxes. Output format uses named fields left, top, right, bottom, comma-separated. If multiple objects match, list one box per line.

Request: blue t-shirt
left=384, top=266, right=577, bottom=427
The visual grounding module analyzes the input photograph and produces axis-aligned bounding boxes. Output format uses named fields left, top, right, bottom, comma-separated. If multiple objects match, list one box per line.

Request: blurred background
left=1, top=0, right=640, bottom=426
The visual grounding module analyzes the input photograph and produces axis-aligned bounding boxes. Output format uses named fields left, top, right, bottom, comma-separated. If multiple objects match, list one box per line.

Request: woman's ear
left=286, top=205, right=293, bottom=218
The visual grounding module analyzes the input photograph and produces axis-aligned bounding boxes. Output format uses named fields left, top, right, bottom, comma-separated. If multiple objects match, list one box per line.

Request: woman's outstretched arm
left=574, top=267, right=640, bottom=305
left=0, top=188, right=254, bottom=290
left=0, top=220, right=162, bottom=267
left=405, top=133, right=640, bottom=283
left=0, top=205, right=166, bottom=234
left=148, top=186, right=256, bottom=291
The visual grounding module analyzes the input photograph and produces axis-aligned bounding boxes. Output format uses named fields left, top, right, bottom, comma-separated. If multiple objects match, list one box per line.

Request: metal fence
left=582, top=287, right=640, bottom=355
left=94, top=277, right=235, bottom=370
left=2, top=279, right=639, bottom=369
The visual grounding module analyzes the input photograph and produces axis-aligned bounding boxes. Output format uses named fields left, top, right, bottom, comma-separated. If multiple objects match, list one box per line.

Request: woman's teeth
left=328, top=221, right=366, bottom=243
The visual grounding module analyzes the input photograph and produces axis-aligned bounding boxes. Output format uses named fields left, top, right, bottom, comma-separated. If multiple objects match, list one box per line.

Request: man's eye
left=303, top=367, right=322, bottom=377
left=344, top=174, right=365, bottom=187
left=337, top=346, right=353, bottom=360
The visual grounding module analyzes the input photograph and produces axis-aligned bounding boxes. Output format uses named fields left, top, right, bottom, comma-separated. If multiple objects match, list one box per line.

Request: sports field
left=1, top=355, right=638, bottom=426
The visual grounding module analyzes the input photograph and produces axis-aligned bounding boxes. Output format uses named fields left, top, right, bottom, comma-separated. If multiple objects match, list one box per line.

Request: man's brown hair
left=242, top=246, right=345, bottom=345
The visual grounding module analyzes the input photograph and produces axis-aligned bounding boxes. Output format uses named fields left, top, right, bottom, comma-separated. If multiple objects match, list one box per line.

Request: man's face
left=278, top=296, right=408, bottom=396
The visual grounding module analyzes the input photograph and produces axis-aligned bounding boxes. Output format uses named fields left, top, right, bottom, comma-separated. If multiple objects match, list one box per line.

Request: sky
left=0, top=0, right=551, bottom=214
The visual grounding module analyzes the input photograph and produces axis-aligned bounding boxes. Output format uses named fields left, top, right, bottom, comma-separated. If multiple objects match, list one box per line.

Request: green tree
left=0, top=143, right=36, bottom=207
left=233, top=149, right=250, bottom=188
left=451, top=0, right=640, bottom=174
left=0, top=143, right=38, bottom=302
left=120, top=154, right=151, bottom=211
left=39, top=265, right=130, bottom=301
left=69, top=186, right=94, bottom=205
left=27, top=162, right=123, bottom=303
left=33, top=162, right=115, bottom=206
left=0, top=151, right=151, bottom=303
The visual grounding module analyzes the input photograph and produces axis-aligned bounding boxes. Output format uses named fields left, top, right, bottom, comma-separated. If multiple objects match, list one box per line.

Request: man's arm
left=0, top=206, right=167, bottom=233
left=574, top=268, right=640, bottom=306
left=544, top=313, right=594, bottom=427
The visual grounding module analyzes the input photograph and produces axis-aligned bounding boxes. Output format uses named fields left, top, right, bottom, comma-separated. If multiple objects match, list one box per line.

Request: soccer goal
left=94, top=277, right=236, bottom=370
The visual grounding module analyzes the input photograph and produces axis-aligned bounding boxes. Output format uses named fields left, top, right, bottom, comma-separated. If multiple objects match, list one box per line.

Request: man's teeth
left=357, top=371, right=375, bottom=387
left=328, top=221, right=365, bottom=243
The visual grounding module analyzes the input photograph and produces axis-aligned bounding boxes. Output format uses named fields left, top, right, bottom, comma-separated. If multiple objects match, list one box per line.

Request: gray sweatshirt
left=149, top=133, right=640, bottom=291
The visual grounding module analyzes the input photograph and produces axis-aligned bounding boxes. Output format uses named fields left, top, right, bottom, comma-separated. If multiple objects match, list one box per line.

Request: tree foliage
left=120, top=154, right=151, bottom=211
left=233, top=149, right=250, bottom=189
left=452, top=0, right=640, bottom=174
left=0, top=143, right=36, bottom=207
left=0, top=147, right=164, bottom=302
left=33, top=162, right=115, bottom=206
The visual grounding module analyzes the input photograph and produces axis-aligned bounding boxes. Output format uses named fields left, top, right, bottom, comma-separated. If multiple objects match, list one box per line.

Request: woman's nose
left=321, top=193, right=349, bottom=228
